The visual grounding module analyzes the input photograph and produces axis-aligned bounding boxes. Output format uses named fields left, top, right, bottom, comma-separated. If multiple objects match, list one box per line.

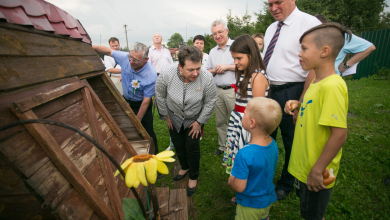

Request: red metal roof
left=0, top=0, right=91, bottom=44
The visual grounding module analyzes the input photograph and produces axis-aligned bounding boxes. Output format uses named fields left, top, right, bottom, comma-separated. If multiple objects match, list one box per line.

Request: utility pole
left=124, top=24, right=129, bottom=51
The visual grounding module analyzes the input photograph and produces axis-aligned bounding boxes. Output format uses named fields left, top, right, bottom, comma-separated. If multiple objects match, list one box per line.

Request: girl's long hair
left=230, top=35, right=267, bottom=98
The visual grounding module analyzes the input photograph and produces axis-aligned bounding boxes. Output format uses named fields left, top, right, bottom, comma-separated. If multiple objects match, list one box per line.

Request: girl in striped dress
left=222, top=35, right=270, bottom=175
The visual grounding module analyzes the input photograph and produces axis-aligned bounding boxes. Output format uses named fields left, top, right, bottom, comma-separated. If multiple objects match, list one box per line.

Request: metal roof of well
left=0, top=0, right=91, bottom=44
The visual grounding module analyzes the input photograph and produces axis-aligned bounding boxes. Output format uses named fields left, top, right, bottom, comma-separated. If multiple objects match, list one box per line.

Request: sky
left=46, top=0, right=266, bottom=48
left=46, top=0, right=390, bottom=48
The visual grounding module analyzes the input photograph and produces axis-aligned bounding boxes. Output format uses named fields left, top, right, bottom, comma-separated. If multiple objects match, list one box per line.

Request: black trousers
left=126, top=99, right=159, bottom=154
left=270, top=82, right=304, bottom=192
left=169, top=125, right=202, bottom=180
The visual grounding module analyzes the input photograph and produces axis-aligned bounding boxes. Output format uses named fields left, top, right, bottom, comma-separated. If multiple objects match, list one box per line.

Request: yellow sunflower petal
left=137, top=163, right=147, bottom=186
left=114, top=158, right=133, bottom=177
left=125, top=163, right=137, bottom=188
left=155, top=151, right=175, bottom=159
left=133, top=177, right=140, bottom=188
left=156, top=160, right=169, bottom=174
left=146, top=158, right=157, bottom=184
left=156, top=157, right=175, bottom=162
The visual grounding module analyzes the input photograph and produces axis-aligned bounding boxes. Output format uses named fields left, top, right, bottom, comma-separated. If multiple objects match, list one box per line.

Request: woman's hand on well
left=166, top=115, right=173, bottom=130
left=188, top=121, right=201, bottom=139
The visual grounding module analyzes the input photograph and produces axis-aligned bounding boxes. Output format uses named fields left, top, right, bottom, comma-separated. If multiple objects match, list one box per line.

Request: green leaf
left=374, top=103, right=383, bottom=108
left=122, top=198, right=146, bottom=220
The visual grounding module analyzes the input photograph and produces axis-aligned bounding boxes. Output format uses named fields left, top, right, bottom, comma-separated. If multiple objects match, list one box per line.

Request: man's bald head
left=153, top=34, right=162, bottom=45
left=300, top=23, right=352, bottom=58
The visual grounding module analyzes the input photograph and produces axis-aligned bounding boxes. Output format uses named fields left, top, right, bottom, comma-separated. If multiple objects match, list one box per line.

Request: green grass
left=154, top=76, right=390, bottom=219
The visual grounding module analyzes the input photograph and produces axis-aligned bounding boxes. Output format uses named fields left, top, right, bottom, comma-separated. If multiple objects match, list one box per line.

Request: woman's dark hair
left=230, top=34, right=267, bottom=98
left=178, top=46, right=203, bottom=67
left=193, top=35, right=206, bottom=43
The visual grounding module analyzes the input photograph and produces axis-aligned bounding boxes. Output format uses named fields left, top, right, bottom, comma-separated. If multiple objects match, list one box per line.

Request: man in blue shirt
left=315, top=15, right=376, bottom=75
left=92, top=42, right=159, bottom=153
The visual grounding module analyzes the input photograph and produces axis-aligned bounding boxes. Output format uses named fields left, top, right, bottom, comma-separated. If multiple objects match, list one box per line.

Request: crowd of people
left=93, top=0, right=376, bottom=219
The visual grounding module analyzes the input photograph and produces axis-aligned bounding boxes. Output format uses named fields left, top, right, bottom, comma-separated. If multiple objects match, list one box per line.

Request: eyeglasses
left=212, top=29, right=227, bottom=37
left=128, top=56, right=143, bottom=64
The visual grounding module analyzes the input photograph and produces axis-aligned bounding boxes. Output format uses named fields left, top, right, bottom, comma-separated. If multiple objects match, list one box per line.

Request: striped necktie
left=263, top=22, right=284, bottom=67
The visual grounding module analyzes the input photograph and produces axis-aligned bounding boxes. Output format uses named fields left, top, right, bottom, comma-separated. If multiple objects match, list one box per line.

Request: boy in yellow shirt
left=285, top=23, right=351, bottom=220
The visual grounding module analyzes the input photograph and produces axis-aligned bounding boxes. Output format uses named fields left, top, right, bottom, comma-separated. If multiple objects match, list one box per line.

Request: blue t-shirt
left=231, top=139, right=279, bottom=209
left=112, top=50, right=157, bottom=101
left=335, top=33, right=373, bottom=75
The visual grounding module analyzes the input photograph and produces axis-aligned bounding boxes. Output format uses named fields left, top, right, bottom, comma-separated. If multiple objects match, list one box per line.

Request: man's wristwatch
left=196, top=121, right=203, bottom=126
left=343, top=62, right=350, bottom=69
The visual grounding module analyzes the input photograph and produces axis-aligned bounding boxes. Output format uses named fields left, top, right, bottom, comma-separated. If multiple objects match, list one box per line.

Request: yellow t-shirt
left=288, top=74, right=348, bottom=188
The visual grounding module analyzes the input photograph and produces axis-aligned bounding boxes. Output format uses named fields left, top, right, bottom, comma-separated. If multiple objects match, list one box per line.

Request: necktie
left=263, top=22, right=284, bottom=67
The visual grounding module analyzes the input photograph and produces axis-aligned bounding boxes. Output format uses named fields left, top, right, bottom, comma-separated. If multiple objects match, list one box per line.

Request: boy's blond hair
left=247, top=97, right=282, bottom=135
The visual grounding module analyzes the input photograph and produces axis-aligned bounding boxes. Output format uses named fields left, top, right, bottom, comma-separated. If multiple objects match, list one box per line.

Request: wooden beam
left=81, top=80, right=138, bottom=157
left=0, top=56, right=104, bottom=92
left=13, top=81, right=84, bottom=112
left=100, top=74, right=150, bottom=140
left=9, top=108, right=118, bottom=220
left=82, top=87, right=124, bottom=220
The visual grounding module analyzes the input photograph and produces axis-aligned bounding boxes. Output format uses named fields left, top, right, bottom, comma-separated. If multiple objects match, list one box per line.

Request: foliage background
left=166, top=0, right=390, bottom=53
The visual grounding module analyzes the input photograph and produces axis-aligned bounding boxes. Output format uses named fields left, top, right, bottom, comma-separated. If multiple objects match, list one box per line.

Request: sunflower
left=114, top=151, right=175, bottom=188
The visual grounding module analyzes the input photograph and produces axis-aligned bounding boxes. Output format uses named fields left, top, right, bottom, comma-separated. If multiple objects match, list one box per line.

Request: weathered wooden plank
left=168, top=189, right=188, bottom=220
left=43, top=100, right=90, bottom=147
left=55, top=187, right=95, bottom=220
left=0, top=131, right=48, bottom=178
left=10, top=109, right=118, bottom=220
left=0, top=56, right=104, bottom=91
left=0, top=27, right=96, bottom=57
left=13, top=81, right=84, bottom=112
left=0, top=163, right=30, bottom=196
left=27, top=160, right=72, bottom=209
left=82, top=80, right=138, bottom=157
left=33, top=90, right=83, bottom=119
left=173, top=155, right=194, bottom=219
left=157, top=187, right=170, bottom=216
left=87, top=75, right=149, bottom=141
left=0, top=194, right=58, bottom=220
left=129, top=140, right=150, bottom=155
left=82, top=87, right=124, bottom=220
left=56, top=159, right=107, bottom=220
left=99, top=74, right=150, bottom=140
left=105, top=135, right=129, bottom=175
left=0, top=77, right=79, bottom=140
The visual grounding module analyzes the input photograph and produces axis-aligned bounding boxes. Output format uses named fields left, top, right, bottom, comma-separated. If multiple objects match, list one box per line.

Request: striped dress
left=222, top=69, right=269, bottom=174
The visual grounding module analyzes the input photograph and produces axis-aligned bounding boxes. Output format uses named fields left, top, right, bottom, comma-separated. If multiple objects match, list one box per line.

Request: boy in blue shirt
left=228, top=97, right=282, bottom=220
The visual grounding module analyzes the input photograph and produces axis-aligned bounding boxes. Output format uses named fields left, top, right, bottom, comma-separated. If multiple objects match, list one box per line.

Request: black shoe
left=173, top=170, right=189, bottom=181
left=214, top=149, right=222, bottom=155
left=275, top=189, right=288, bottom=200
left=187, top=185, right=197, bottom=196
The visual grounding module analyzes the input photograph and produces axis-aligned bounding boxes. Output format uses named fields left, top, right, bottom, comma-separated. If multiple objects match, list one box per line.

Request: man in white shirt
left=206, top=19, right=236, bottom=155
left=263, top=0, right=321, bottom=199
left=104, top=37, right=122, bottom=94
left=148, top=33, right=173, bottom=74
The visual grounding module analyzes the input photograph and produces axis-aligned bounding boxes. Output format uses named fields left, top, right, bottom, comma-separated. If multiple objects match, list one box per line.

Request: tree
left=295, top=0, right=389, bottom=32
left=226, top=6, right=255, bottom=39
left=186, top=37, right=194, bottom=46
left=167, top=33, right=184, bottom=48
left=203, top=34, right=217, bottom=54
left=253, top=2, right=275, bottom=35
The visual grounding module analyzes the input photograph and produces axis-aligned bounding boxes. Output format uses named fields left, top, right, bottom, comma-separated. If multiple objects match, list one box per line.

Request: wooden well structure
left=0, top=1, right=154, bottom=219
